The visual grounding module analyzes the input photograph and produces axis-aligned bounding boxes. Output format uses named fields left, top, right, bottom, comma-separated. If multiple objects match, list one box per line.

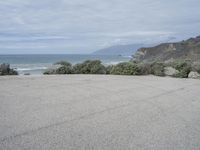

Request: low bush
left=73, top=60, right=106, bottom=74
left=105, top=65, right=113, bottom=74
left=137, top=63, right=152, bottom=75
left=44, top=61, right=73, bottom=75
left=110, top=62, right=140, bottom=75
left=43, top=69, right=56, bottom=75
left=171, top=61, right=191, bottom=78
left=56, top=65, right=73, bottom=74
left=0, top=63, right=18, bottom=75
left=150, top=62, right=165, bottom=76
left=42, top=59, right=197, bottom=79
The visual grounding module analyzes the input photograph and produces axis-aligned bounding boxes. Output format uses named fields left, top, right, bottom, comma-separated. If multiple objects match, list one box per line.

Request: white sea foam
left=104, top=61, right=124, bottom=65
left=16, top=67, right=48, bottom=71
left=122, top=55, right=132, bottom=58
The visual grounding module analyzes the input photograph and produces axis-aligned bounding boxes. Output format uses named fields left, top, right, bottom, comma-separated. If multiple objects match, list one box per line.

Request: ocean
left=0, top=54, right=131, bottom=75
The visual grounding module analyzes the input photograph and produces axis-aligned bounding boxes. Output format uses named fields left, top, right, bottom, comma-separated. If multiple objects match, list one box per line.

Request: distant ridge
left=132, top=36, right=200, bottom=63
left=93, top=44, right=145, bottom=56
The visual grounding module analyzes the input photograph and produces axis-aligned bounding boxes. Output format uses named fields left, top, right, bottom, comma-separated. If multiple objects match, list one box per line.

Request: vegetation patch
left=170, top=61, right=191, bottom=78
left=44, top=61, right=73, bottom=75
left=73, top=60, right=106, bottom=74
left=0, top=64, right=18, bottom=76
left=137, top=63, right=152, bottom=75
left=42, top=59, right=199, bottom=79
left=0, top=63, right=18, bottom=76
left=110, top=62, right=140, bottom=75
left=105, top=65, right=114, bottom=74
left=150, top=62, right=165, bottom=76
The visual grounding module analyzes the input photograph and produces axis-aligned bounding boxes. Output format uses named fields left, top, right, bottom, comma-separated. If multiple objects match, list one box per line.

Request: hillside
left=132, top=36, right=200, bottom=63
left=93, top=44, right=145, bottom=56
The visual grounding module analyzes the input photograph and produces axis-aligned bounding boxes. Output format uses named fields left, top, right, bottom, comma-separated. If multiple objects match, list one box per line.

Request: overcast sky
left=0, top=0, right=200, bottom=54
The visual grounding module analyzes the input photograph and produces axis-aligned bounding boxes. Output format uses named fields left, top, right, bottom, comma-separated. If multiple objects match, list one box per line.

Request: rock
left=191, top=62, right=200, bottom=73
left=188, top=71, right=200, bottom=79
left=164, top=67, right=179, bottom=76
left=24, top=73, right=30, bottom=75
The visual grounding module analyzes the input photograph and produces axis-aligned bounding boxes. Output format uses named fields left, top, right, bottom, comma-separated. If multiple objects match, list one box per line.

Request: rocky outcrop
left=164, top=67, right=179, bottom=76
left=188, top=71, right=200, bottom=79
left=191, top=62, right=200, bottom=73
left=132, top=36, right=200, bottom=63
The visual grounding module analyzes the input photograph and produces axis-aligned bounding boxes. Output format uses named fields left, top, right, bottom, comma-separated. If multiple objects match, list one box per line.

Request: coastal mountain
left=93, top=44, right=145, bottom=56
left=132, top=36, right=200, bottom=63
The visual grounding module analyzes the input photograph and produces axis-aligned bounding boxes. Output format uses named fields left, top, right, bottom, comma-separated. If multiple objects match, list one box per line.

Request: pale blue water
left=0, top=54, right=131, bottom=74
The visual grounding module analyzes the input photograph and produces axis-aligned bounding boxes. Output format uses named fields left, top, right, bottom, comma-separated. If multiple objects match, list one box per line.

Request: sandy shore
left=0, top=75, right=200, bottom=150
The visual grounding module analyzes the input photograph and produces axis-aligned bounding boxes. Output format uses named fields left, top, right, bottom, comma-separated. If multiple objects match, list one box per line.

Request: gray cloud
left=0, top=0, right=200, bottom=54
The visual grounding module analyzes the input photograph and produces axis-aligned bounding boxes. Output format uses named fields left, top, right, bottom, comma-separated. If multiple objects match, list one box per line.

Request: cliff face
left=132, top=36, right=200, bottom=63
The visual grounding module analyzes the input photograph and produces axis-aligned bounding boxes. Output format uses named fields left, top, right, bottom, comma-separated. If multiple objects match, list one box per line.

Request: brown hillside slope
left=132, top=36, right=200, bottom=63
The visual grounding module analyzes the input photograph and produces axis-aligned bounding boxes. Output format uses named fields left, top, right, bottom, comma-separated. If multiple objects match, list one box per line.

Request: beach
left=0, top=75, right=200, bottom=150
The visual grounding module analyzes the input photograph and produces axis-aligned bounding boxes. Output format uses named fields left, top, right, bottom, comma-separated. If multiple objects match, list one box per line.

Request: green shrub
left=110, top=62, right=140, bottom=75
left=172, top=61, right=191, bottom=78
left=105, top=65, right=113, bottom=74
left=56, top=65, right=73, bottom=74
left=44, top=61, right=73, bottom=75
left=138, top=63, right=152, bottom=75
left=150, top=62, right=165, bottom=76
left=43, top=69, right=56, bottom=75
left=0, top=63, right=18, bottom=75
left=43, top=71, right=49, bottom=75
left=73, top=60, right=106, bottom=74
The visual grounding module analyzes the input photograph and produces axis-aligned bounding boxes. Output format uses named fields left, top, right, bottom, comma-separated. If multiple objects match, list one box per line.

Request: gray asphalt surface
left=0, top=75, right=200, bottom=150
